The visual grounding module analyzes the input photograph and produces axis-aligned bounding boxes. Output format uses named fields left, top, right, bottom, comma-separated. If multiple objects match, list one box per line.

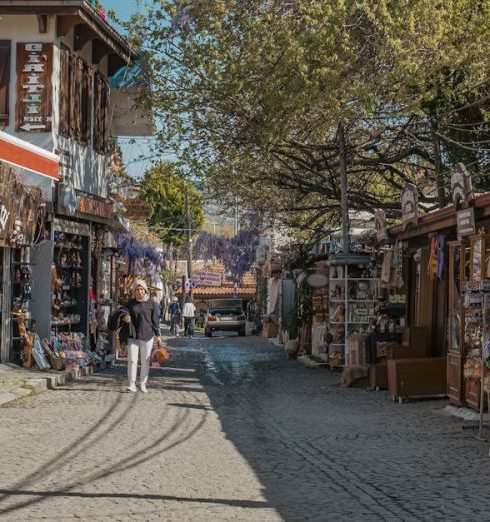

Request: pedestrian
left=168, top=296, right=182, bottom=336
left=182, top=296, right=197, bottom=338
left=124, top=280, right=161, bottom=393
left=151, top=292, right=163, bottom=323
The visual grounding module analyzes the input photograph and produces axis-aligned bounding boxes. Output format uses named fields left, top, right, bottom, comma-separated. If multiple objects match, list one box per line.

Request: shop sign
left=374, top=209, right=387, bottom=241
left=451, top=163, right=474, bottom=208
left=78, top=195, right=114, bottom=220
left=0, top=198, right=10, bottom=239
left=16, top=43, right=53, bottom=132
left=401, top=183, right=419, bottom=229
left=193, top=271, right=222, bottom=287
left=456, top=208, right=476, bottom=239
left=123, top=198, right=152, bottom=220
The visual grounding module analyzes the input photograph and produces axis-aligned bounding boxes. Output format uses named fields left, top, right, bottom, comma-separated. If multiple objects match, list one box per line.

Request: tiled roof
left=178, top=287, right=256, bottom=299
left=190, top=262, right=256, bottom=288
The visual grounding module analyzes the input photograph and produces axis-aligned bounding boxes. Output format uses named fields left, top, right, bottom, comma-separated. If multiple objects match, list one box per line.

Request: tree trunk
left=432, top=122, right=447, bottom=208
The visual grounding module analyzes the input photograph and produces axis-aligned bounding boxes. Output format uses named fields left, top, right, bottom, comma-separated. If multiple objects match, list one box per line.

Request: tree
left=127, top=1, right=490, bottom=240
left=140, top=161, right=204, bottom=246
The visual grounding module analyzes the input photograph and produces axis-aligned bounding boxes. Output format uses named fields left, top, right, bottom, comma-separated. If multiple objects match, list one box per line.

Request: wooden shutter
left=59, top=49, right=70, bottom=137
left=94, top=73, right=110, bottom=154
left=0, top=41, right=11, bottom=123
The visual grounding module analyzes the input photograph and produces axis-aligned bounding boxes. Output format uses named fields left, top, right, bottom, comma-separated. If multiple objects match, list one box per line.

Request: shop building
left=0, top=1, right=143, bottom=365
left=0, top=130, right=59, bottom=363
left=386, top=170, right=490, bottom=409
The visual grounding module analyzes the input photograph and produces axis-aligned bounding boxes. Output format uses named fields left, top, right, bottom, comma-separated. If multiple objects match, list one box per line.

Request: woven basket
left=49, top=355, right=65, bottom=371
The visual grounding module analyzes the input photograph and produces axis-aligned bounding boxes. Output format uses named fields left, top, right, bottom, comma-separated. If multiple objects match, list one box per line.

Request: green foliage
left=127, top=1, right=490, bottom=238
left=140, top=161, right=204, bottom=246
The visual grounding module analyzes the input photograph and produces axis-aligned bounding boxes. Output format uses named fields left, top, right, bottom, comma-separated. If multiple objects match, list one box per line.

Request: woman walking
left=124, top=280, right=161, bottom=392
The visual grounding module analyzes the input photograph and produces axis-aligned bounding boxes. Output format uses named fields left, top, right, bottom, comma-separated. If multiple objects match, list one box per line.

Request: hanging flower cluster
left=117, top=234, right=164, bottom=265
left=194, top=229, right=259, bottom=285
left=117, top=234, right=165, bottom=287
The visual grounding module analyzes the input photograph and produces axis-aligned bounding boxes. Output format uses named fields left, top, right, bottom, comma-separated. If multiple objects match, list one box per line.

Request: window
left=0, top=41, right=11, bottom=124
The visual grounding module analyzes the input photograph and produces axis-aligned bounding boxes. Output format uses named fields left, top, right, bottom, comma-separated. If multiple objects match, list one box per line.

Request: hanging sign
left=451, top=163, right=474, bottom=208
left=401, top=183, right=419, bottom=229
left=193, top=271, right=222, bottom=287
left=456, top=208, right=476, bottom=239
left=78, top=194, right=114, bottom=220
left=123, top=198, right=152, bottom=220
left=0, top=197, right=10, bottom=239
left=374, top=209, right=387, bottom=241
left=16, top=43, right=53, bottom=133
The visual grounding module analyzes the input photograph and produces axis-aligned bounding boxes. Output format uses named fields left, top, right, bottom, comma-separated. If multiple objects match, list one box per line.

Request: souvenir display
left=327, top=255, right=381, bottom=367
left=51, top=232, right=87, bottom=331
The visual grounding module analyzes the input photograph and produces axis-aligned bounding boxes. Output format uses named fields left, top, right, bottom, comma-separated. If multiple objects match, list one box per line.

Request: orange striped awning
left=0, top=131, right=59, bottom=180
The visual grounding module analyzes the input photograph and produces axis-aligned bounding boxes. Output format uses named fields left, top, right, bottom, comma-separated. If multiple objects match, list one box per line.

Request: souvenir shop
left=43, top=190, right=119, bottom=369
left=378, top=170, right=490, bottom=406
left=0, top=132, right=59, bottom=365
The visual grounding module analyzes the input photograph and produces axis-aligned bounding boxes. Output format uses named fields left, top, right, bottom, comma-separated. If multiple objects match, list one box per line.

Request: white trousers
left=127, top=338, right=153, bottom=387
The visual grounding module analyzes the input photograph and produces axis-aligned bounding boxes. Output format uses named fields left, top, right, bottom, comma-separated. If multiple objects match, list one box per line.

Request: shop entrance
left=0, top=248, right=9, bottom=363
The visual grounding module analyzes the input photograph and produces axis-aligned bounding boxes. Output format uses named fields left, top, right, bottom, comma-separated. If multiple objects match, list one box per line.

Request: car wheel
left=239, top=329, right=246, bottom=336
left=205, top=329, right=212, bottom=337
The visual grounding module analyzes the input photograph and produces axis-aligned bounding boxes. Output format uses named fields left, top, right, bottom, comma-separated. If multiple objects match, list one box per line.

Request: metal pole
left=185, top=187, right=193, bottom=299
left=338, top=123, right=350, bottom=256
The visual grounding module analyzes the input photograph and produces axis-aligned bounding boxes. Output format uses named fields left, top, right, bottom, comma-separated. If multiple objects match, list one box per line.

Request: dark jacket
left=168, top=302, right=181, bottom=317
left=108, top=306, right=136, bottom=344
left=127, top=298, right=161, bottom=341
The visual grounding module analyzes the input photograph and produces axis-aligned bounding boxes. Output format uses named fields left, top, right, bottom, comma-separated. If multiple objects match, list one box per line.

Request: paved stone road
left=0, top=334, right=489, bottom=521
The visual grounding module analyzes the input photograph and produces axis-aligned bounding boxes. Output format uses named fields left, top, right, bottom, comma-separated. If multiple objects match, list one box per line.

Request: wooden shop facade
left=383, top=166, right=490, bottom=409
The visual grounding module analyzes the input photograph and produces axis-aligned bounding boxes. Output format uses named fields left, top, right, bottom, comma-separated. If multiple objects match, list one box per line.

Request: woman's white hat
left=134, top=279, right=149, bottom=293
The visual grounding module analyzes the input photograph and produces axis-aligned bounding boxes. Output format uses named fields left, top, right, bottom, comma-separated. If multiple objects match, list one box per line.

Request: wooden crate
left=387, top=357, right=446, bottom=401
left=369, top=363, right=388, bottom=390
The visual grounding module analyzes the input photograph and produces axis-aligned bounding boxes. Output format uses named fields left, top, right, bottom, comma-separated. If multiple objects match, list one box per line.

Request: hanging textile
left=428, top=235, right=439, bottom=280
left=392, top=242, right=404, bottom=289
left=381, top=250, right=392, bottom=284
left=436, top=234, right=446, bottom=279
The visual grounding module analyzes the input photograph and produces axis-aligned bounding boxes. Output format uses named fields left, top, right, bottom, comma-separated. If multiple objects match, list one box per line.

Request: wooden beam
left=37, top=15, right=48, bottom=34
left=56, top=14, right=81, bottom=38
left=92, top=38, right=112, bottom=65
left=74, top=23, right=96, bottom=52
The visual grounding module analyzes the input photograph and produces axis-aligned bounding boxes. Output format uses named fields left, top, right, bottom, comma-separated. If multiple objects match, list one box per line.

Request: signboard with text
left=16, top=43, right=53, bottom=132
left=456, top=208, right=476, bottom=239
left=193, top=271, right=223, bottom=287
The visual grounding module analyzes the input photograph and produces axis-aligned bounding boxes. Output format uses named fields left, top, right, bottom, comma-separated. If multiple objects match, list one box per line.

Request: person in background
left=182, top=296, right=197, bottom=339
left=168, top=296, right=182, bottom=336
left=151, top=292, right=163, bottom=323
left=124, top=280, right=161, bottom=393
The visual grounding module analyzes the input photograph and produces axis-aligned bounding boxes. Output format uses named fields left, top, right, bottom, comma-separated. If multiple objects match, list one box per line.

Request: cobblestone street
left=0, top=335, right=489, bottom=521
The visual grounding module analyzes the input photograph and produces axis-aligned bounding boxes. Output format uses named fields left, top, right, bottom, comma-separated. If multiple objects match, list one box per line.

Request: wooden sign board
left=0, top=196, right=11, bottom=239
left=16, top=43, right=53, bottom=132
left=374, top=209, right=387, bottom=241
left=123, top=198, right=152, bottom=220
left=401, top=183, right=419, bottom=229
left=456, top=208, right=476, bottom=239
left=78, top=194, right=114, bottom=220
left=193, top=271, right=222, bottom=287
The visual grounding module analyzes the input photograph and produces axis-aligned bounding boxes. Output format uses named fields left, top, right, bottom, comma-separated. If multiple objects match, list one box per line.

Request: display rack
left=10, top=246, right=34, bottom=365
left=51, top=232, right=89, bottom=344
left=327, top=255, right=380, bottom=367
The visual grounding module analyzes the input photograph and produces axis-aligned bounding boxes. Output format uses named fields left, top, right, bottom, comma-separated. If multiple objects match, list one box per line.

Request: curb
left=0, top=365, right=94, bottom=407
